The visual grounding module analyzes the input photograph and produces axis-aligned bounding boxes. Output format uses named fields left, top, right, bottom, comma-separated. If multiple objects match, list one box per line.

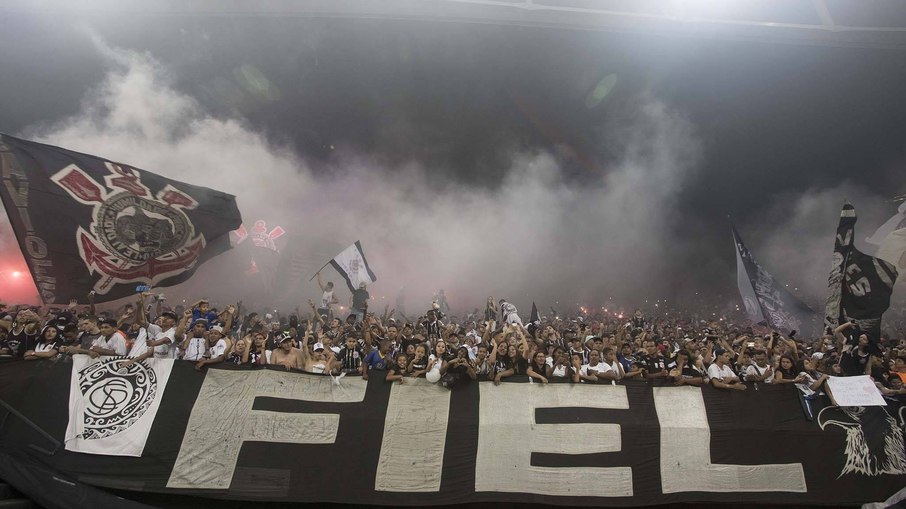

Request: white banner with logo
left=65, top=356, right=174, bottom=456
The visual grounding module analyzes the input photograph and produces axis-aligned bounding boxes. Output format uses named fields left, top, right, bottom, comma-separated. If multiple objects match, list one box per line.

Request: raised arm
left=517, top=327, right=531, bottom=360
left=309, top=299, right=326, bottom=326
left=177, top=309, right=192, bottom=347
left=135, top=293, right=149, bottom=328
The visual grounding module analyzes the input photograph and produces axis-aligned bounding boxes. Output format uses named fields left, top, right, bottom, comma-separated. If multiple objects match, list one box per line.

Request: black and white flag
left=65, top=357, right=174, bottom=456
left=825, top=202, right=899, bottom=339
left=732, top=225, right=819, bottom=336
left=329, top=241, right=377, bottom=292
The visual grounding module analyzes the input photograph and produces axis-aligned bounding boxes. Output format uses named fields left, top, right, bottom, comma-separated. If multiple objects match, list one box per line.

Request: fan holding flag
left=311, top=241, right=377, bottom=323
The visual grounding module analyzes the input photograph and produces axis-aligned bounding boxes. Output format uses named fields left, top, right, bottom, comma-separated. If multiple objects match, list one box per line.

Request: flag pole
left=309, top=261, right=332, bottom=282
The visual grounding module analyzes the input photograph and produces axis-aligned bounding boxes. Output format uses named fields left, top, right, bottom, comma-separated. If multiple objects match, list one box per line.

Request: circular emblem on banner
left=77, top=358, right=158, bottom=440
left=96, top=192, right=192, bottom=263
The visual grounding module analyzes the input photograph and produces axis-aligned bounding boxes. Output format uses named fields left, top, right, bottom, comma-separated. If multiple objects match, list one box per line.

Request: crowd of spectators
left=1, top=285, right=905, bottom=403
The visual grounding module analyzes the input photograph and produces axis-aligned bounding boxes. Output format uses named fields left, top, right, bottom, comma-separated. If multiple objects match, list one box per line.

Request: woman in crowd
left=426, top=341, right=449, bottom=383
left=228, top=336, right=250, bottom=365
left=527, top=349, right=549, bottom=383
left=548, top=349, right=575, bottom=382
left=442, top=346, right=477, bottom=387
left=23, top=326, right=59, bottom=361
left=774, top=354, right=805, bottom=384
left=249, top=332, right=270, bottom=365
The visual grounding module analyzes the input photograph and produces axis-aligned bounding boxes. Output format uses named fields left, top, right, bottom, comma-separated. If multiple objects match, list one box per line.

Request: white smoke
left=7, top=37, right=705, bottom=313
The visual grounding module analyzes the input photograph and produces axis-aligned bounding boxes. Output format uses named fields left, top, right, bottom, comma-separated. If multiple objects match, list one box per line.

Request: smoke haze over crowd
left=1, top=5, right=904, bottom=314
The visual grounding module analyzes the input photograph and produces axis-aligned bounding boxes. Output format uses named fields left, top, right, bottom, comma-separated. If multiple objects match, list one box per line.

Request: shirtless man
left=271, top=333, right=304, bottom=370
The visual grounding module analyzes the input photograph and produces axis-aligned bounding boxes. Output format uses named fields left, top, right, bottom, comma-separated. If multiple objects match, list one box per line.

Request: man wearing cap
left=90, top=318, right=128, bottom=356
left=195, top=325, right=228, bottom=371
left=272, top=332, right=304, bottom=370
left=707, top=348, right=746, bottom=391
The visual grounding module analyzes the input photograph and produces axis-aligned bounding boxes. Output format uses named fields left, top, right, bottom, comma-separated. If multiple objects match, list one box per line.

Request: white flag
left=330, top=240, right=377, bottom=292
left=868, top=202, right=906, bottom=270
left=65, top=356, right=174, bottom=456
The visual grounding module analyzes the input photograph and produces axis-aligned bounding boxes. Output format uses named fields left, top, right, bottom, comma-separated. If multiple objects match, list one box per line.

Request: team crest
left=51, top=162, right=205, bottom=294
left=77, top=358, right=158, bottom=440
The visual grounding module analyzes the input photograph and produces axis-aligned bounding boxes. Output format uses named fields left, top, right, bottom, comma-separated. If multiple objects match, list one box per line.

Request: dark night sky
left=1, top=1, right=905, bottom=308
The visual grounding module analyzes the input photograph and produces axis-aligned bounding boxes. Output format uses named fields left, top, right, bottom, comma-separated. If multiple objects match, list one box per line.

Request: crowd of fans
left=1, top=283, right=905, bottom=403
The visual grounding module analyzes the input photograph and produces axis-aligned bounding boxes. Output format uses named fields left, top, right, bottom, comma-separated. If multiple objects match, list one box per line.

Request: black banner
left=0, top=359, right=903, bottom=507
left=0, top=135, right=242, bottom=304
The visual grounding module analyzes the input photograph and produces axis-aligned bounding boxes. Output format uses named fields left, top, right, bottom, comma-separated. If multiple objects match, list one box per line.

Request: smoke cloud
left=5, top=36, right=897, bottom=316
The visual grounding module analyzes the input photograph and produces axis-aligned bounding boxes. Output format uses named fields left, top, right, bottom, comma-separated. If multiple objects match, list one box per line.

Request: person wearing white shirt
left=579, top=349, right=607, bottom=382
left=195, top=325, right=228, bottom=371
left=582, top=348, right=624, bottom=383
left=91, top=319, right=128, bottom=356
left=707, top=348, right=747, bottom=391
left=745, top=349, right=774, bottom=384
left=182, top=318, right=209, bottom=362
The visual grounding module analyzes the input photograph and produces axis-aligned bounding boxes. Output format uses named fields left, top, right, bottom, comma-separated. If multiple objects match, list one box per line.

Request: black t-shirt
left=410, top=356, right=428, bottom=373
left=7, top=328, right=39, bottom=357
left=352, top=289, right=369, bottom=309
left=401, top=336, right=421, bottom=353
left=529, top=360, right=547, bottom=375
left=445, top=361, right=473, bottom=384
left=680, top=363, right=704, bottom=379
left=840, top=345, right=869, bottom=377
left=79, top=331, right=102, bottom=350
left=512, top=357, right=529, bottom=375
left=640, top=354, right=674, bottom=373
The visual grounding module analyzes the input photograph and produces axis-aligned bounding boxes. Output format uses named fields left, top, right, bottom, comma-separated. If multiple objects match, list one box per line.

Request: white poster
left=826, top=375, right=887, bottom=407
left=65, top=356, right=174, bottom=456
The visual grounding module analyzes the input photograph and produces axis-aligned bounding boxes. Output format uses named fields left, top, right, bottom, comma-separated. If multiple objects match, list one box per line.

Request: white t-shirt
left=155, top=326, right=178, bottom=359
left=319, top=290, right=335, bottom=310
left=209, top=339, right=227, bottom=359
left=583, top=361, right=624, bottom=379
left=183, top=336, right=207, bottom=361
left=550, top=364, right=570, bottom=378
left=92, top=332, right=127, bottom=356
left=708, top=363, right=739, bottom=383
left=746, top=363, right=774, bottom=383
left=581, top=362, right=607, bottom=377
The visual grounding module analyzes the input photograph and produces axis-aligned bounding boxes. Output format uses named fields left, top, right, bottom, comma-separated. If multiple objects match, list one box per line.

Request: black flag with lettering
left=732, top=224, right=820, bottom=336
left=825, top=202, right=899, bottom=340
left=0, top=134, right=242, bottom=304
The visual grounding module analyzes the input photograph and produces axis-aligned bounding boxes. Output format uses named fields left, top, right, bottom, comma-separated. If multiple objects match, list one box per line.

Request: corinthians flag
left=0, top=135, right=242, bottom=303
